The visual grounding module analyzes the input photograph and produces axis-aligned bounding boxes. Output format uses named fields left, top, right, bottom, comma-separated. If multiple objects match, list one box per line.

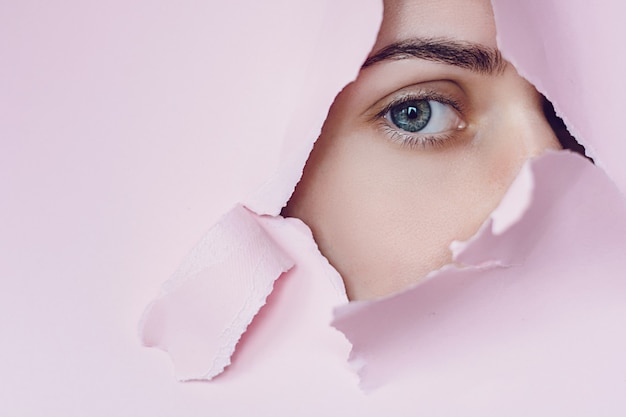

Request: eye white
left=418, top=101, right=464, bottom=134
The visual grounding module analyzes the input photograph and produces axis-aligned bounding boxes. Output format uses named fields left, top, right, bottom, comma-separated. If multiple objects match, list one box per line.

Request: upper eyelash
left=372, top=89, right=465, bottom=121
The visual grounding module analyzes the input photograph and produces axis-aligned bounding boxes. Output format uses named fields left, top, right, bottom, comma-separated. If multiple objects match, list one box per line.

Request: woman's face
left=285, top=0, right=561, bottom=300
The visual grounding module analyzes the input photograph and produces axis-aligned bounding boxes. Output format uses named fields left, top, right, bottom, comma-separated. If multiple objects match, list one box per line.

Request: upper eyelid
left=370, top=89, right=466, bottom=123
left=360, top=78, right=468, bottom=115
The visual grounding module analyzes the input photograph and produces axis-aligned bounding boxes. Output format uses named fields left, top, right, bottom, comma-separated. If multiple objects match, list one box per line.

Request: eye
left=384, top=99, right=465, bottom=135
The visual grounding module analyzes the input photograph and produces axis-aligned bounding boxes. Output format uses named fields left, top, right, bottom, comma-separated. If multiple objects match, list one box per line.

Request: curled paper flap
left=139, top=205, right=294, bottom=380
left=333, top=151, right=626, bottom=393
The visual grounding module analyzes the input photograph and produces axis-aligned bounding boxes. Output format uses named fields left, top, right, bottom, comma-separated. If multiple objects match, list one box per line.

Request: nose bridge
left=507, top=93, right=561, bottom=158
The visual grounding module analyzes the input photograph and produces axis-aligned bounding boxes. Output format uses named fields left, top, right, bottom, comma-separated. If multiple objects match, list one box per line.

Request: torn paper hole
left=139, top=205, right=294, bottom=381
left=136, top=1, right=626, bottom=410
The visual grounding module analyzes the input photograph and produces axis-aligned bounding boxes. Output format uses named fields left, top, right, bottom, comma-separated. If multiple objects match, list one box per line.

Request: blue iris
left=389, top=100, right=431, bottom=132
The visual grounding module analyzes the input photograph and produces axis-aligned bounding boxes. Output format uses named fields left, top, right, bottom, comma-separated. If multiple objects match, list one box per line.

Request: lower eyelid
left=376, top=120, right=457, bottom=149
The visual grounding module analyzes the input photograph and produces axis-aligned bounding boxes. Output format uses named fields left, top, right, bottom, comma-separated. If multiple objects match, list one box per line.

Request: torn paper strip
left=139, top=205, right=294, bottom=381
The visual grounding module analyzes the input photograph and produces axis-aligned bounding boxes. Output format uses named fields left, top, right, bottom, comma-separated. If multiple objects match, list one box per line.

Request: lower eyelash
left=378, top=121, right=455, bottom=149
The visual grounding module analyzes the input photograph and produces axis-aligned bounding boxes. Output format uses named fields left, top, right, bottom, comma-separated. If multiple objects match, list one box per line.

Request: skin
left=284, top=0, right=561, bottom=300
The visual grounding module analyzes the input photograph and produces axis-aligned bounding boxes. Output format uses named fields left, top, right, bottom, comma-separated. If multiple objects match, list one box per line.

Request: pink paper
left=491, top=0, right=626, bottom=191
left=4, top=0, right=626, bottom=415
left=140, top=205, right=294, bottom=380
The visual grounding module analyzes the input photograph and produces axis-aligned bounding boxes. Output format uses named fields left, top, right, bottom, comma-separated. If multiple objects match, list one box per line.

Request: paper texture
left=140, top=205, right=294, bottom=380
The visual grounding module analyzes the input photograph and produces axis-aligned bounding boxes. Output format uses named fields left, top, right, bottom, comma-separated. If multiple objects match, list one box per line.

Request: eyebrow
left=362, top=38, right=506, bottom=74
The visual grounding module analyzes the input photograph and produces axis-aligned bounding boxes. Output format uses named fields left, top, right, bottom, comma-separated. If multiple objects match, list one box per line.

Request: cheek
left=333, top=129, right=511, bottom=240
left=310, top=131, right=514, bottom=298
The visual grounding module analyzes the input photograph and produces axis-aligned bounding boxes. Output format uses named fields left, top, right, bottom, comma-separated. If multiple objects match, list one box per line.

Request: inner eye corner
left=541, top=95, right=594, bottom=163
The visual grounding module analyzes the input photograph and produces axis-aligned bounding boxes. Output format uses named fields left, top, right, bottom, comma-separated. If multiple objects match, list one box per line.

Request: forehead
left=374, top=0, right=497, bottom=50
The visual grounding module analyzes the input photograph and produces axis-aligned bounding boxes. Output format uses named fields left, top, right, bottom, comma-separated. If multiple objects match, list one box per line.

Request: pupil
left=407, top=107, right=418, bottom=119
